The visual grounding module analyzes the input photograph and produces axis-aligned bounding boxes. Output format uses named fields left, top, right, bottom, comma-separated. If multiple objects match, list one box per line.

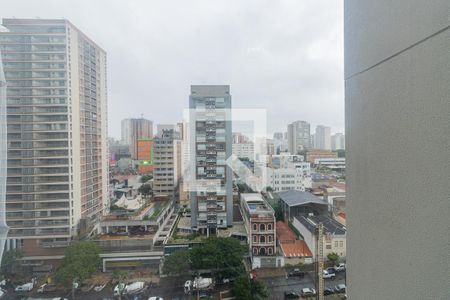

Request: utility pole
left=316, top=222, right=324, bottom=300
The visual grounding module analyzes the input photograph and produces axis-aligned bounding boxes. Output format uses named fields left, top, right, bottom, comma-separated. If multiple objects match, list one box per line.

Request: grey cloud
left=2, top=0, right=344, bottom=137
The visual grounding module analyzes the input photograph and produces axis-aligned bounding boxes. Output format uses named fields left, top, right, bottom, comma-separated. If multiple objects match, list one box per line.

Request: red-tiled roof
left=276, top=221, right=296, bottom=243
left=280, top=240, right=313, bottom=258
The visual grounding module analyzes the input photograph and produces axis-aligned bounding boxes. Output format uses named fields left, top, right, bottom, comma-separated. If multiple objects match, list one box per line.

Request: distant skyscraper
left=121, top=118, right=153, bottom=159
left=189, top=85, right=232, bottom=234
left=156, top=124, right=175, bottom=136
left=287, top=120, right=311, bottom=154
left=315, top=125, right=331, bottom=150
left=331, top=133, right=345, bottom=150
left=0, top=18, right=108, bottom=260
left=273, top=132, right=284, bottom=140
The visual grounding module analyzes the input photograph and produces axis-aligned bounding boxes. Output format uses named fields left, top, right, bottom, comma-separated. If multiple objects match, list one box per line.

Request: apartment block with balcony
left=0, top=18, right=108, bottom=261
left=189, top=85, right=233, bottom=235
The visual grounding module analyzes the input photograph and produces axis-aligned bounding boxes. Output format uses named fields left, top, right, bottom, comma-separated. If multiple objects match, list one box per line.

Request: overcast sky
left=3, top=0, right=344, bottom=139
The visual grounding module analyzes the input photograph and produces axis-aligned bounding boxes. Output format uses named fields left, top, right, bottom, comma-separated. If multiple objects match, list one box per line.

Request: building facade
left=153, top=130, right=180, bottom=197
left=189, top=85, right=233, bottom=234
left=0, top=18, right=108, bottom=257
left=0, top=49, right=8, bottom=259
left=137, top=138, right=153, bottom=174
left=292, top=215, right=346, bottom=260
left=314, top=125, right=331, bottom=150
left=287, top=120, right=311, bottom=154
left=240, top=193, right=276, bottom=257
left=266, top=154, right=311, bottom=192
left=121, top=118, right=153, bottom=160
left=331, top=133, right=345, bottom=150
left=232, top=142, right=254, bottom=160
left=345, top=1, right=449, bottom=299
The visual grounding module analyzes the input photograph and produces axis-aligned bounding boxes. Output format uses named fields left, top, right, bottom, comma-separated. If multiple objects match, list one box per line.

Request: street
left=262, top=271, right=346, bottom=300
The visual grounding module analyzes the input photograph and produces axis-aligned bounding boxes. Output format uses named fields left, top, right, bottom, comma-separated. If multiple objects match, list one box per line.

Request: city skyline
left=0, top=0, right=344, bottom=138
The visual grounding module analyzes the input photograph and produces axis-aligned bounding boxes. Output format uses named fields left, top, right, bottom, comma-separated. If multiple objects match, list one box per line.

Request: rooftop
left=277, top=190, right=328, bottom=207
left=295, top=215, right=346, bottom=235
left=279, top=240, right=313, bottom=258
left=276, top=221, right=297, bottom=243
left=241, top=193, right=274, bottom=218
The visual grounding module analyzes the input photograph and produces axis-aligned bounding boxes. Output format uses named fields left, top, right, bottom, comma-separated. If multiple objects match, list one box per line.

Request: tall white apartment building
left=266, top=154, right=311, bottom=192
left=189, top=85, right=233, bottom=234
left=315, top=125, right=331, bottom=150
left=0, top=19, right=108, bottom=259
left=0, top=50, right=8, bottom=259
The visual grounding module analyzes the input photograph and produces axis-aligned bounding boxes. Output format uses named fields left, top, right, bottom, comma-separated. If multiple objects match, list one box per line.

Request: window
left=326, top=245, right=332, bottom=249
left=267, top=223, right=272, bottom=231
left=253, top=224, right=257, bottom=231
left=252, top=248, right=258, bottom=255
left=340, top=241, right=344, bottom=247
left=268, top=235, right=273, bottom=243
left=335, top=241, right=338, bottom=247
left=253, top=236, right=257, bottom=243
left=260, top=235, right=266, bottom=243
left=268, top=247, right=273, bottom=255
left=259, top=224, right=265, bottom=231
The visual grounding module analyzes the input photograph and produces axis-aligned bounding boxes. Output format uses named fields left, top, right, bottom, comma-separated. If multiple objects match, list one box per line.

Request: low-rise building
left=240, top=193, right=276, bottom=258
left=314, top=157, right=345, bottom=170
left=266, top=154, right=312, bottom=192
left=137, top=139, right=154, bottom=174
left=276, top=221, right=313, bottom=265
left=292, top=215, right=346, bottom=260
left=232, top=142, right=254, bottom=160
left=277, top=190, right=329, bottom=221
left=305, top=149, right=337, bottom=163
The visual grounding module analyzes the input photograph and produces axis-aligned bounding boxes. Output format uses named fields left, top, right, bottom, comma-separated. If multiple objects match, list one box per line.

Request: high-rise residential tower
left=0, top=50, right=8, bottom=260
left=345, top=2, right=449, bottom=299
left=0, top=18, right=108, bottom=259
left=121, top=118, right=153, bottom=159
left=189, top=85, right=232, bottom=235
left=287, top=120, right=311, bottom=154
left=315, top=125, right=331, bottom=150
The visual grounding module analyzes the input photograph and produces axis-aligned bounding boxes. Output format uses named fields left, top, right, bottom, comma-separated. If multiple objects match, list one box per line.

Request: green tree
left=55, top=241, right=101, bottom=287
left=112, top=269, right=128, bottom=283
left=162, top=249, right=191, bottom=276
left=190, top=237, right=247, bottom=278
left=327, top=252, right=340, bottom=265
left=0, top=250, right=23, bottom=279
left=140, top=174, right=153, bottom=183
left=232, top=275, right=270, bottom=300
left=138, top=183, right=152, bottom=196
left=265, top=186, right=273, bottom=192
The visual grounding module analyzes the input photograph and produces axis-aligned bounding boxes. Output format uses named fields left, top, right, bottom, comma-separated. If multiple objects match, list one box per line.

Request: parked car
left=326, top=267, right=336, bottom=274
left=334, top=284, right=346, bottom=293
left=288, top=268, right=305, bottom=278
left=323, top=270, right=336, bottom=279
left=284, top=291, right=300, bottom=299
left=37, top=283, right=57, bottom=293
left=334, top=263, right=346, bottom=272
left=148, top=297, right=164, bottom=300
left=323, top=287, right=334, bottom=295
left=301, top=287, right=316, bottom=297
left=15, top=282, right=33, bottom=292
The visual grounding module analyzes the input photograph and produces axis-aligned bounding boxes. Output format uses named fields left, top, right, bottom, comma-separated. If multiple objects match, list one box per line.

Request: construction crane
left=316, top=222, right=324, bottom=300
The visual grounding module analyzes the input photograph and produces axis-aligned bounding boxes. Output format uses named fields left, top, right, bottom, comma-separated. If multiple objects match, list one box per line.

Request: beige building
left=292, top=215, right=346, bottom=260
left=0, top=18, right=108, bottom=260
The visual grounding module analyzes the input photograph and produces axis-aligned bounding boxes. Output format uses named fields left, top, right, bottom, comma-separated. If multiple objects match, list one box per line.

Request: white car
left=148, top=297, right=163, bottom=300
left=301, top=287, right=316, bottom=297
left=323, top=270, right=336, bottom=279
left=15, top=282, right=34, bottom=292
left=334, top=263, right=346, bottom=272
